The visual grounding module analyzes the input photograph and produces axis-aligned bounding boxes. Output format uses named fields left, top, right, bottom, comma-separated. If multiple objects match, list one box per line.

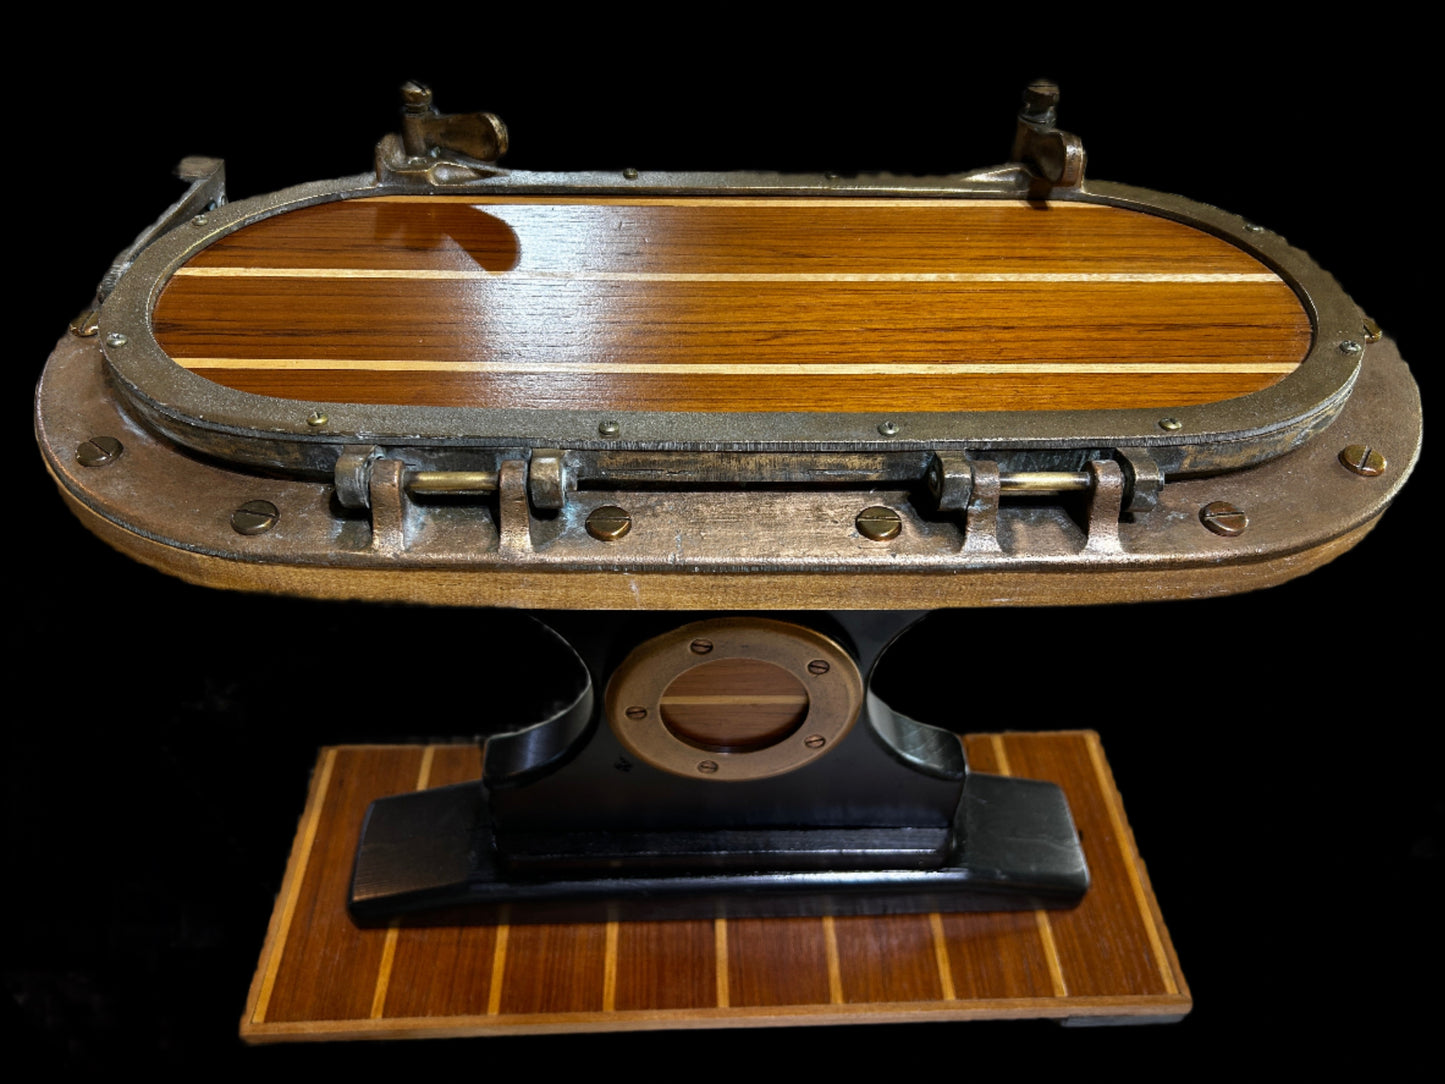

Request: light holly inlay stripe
left=928, top=913, right=957, bottom=1001
left=1085, top=733, right=1178, bottom=996
left=714, top=919, right=730, bottom=1008
left=173, top=266, right=1280, bottom=284
left=177, top=359, right=1297, bottom=376
left=991, top=734, right=1068, bottom=999
left=368, top=746, right=435, bottom=1020
left=251, top=748, right=336, bottom=1025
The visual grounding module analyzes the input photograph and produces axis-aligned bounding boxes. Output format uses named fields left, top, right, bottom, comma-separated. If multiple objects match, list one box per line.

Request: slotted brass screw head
left=232, top=500, right=280, bottom=536
left=856, top=506, right=902, bottom=541
left=76, top=436, right=122, bottom=467
left=1199, top=501, right=1247, bottom=537
left=586, top=505, right=632, bottom=540
left=1339, top=445, right=1386, bottom=476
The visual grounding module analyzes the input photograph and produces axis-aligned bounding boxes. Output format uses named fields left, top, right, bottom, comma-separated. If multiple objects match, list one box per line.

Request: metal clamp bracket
left=375, top=82, right=508, bottom=185
left=1010, top=79, right=1085, bottom=189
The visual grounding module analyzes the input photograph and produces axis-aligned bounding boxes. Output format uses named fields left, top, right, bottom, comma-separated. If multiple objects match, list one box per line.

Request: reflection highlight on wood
left=242, top=734, right=1189, bottom=1040
left=158, top=197, right=1310, bottom=415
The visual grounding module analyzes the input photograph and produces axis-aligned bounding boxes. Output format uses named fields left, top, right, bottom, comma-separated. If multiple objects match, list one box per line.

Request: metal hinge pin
left=404, top=470, right=499, bottom=494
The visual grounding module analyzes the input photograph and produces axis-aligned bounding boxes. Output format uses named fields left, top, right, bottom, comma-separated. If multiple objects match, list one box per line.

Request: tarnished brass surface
left=604, top=619, right=863, bottom=781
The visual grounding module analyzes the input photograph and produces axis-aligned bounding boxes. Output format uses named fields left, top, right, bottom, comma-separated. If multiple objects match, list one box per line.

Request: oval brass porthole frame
left=604, top=618, right=864, bottom=782
left=96, top=169, right=1360, bottom=480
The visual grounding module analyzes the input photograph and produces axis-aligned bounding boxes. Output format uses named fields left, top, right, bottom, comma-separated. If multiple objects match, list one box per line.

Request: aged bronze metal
left=604, top=618, right=863, bottom=782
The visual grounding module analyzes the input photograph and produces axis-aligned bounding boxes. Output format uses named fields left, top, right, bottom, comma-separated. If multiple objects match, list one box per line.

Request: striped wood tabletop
left=156, top=196, right=1309, bottom=415
left=241, top=731, right=1188, bottom=1040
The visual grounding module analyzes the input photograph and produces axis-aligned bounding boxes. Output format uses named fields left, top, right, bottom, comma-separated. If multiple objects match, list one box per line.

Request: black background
left=12, top=31, right=1436, bottom=1068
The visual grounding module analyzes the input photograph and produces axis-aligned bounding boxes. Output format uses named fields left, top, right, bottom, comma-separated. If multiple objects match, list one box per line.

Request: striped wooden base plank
left=157, top=196, right=1308, bottom=415
left=241, top=732, right=1188, bottom=1041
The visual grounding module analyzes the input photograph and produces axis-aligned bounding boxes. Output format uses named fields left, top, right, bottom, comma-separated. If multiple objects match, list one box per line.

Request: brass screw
left=76, top=436, right=122, bottom=467
left=104, top=332, right=128, bottom=348
left=623, top=167, right=639, bottom=180
left=697, top=760, right=719, bottom=774
left=1243, top=221, right=1264, bottom=233
left=306, top=411, right=328, bottom=427
left=807, top=659, right=830, bottom=675
left=804, top=735, right=826, bottom=749
left=625, top=706, right=648, bottom=720
left=585, top=505, right=632, bottom=540
left=690, top=639, right=714, bottom=655
left=1339, top=444, right=1386, bottom=476
left=191, top=214, right=209, bottom=227
left=1339, top=340, right=1363, bottom=355
left=1199, top=501, right=1248, bottom=537
left=232, top=499, right=280, bottom=536
left=1158, top=417, right=1183, bottom=431
left=598, top=419, right=620, bottom=437
left=856, top=506, right=902, bottom=541
left=877, top=421, right=900, bottom=436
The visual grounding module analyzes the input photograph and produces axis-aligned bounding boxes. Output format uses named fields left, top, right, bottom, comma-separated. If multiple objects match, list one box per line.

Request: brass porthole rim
left=604, top=618, right=863, bottom=782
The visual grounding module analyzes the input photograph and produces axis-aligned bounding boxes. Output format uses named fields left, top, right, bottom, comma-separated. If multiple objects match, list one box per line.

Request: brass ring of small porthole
left=605, top=618, right=863, bottom=782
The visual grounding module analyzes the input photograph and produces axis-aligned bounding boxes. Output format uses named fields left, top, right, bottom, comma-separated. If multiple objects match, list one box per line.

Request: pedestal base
left=242, top=731, right=1189, bottom=1040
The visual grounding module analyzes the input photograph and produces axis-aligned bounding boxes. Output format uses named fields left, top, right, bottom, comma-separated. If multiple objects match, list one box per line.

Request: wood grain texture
left=253, top=747, right=423, bottom=1023
left=156, top=196, right=1309, bottom=414
left=990, top=732, right=1177, bottom=998
left=240, top=734, right=1190, bottom=1041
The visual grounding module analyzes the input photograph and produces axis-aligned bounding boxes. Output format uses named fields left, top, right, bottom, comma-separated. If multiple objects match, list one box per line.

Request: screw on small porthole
left=807, top=659, right=830, bottom=675
left=698, top=760, right=719, bottom=774
left=1339, top=445, right=1386, bottom=477
left=690, top=639, right=714, bottom=655
left=76, top=436, right=122, bottom=467
left=585, top=505, right=632, bottom=541
left=624, top=706, right=647, bottom=720
left=1199, top=501, right=1247, bottom=537
left=232, top=500, right=280, bottom=536
left=804, top=735, right=826, bottom=749
left=856, top=506, right=902, bottom=541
